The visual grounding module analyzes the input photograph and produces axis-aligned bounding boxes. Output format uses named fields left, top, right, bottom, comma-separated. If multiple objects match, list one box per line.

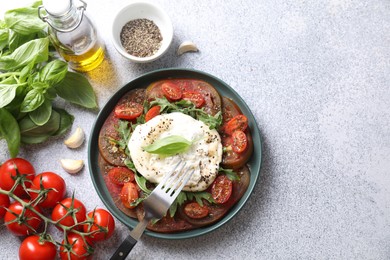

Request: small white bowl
left=111, top=1, right=173, bottom=63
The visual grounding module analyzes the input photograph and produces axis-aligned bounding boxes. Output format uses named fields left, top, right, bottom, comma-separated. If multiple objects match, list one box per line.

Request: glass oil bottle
left=39, top=0, right=104, bottom=72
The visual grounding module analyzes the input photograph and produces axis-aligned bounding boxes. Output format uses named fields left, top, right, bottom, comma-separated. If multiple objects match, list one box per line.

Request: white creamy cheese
left=128, top=112, right=222, bottom=192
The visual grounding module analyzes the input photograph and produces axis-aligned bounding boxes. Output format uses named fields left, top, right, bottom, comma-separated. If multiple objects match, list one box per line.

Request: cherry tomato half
left=108, top=167, right=135, bottom=186
left=224, top=114, right=248, bottom=135
left=182, top=91, right=205, bottom=108
left=83, top=208, right=115, bottom=242
left=19, top=235, right=57, bottom=260
left=232, top=130, right=248, bottom=153
left=0, top=193, right=10, bottom=218
left=161, top=82, right=182, bottom=101
left=30, top=172, right=66, bottom=208
left=60, top=233, right=93, bottom=260
left=120, top=182, right=139, bottom=209
left=52, top=198, right=86, bottom=231
left=145, top=105, right=161, bottom=122
left=183, top=202, right=209, bottom=219
left=114, top=102, right=143, bottom=120
left=0, top=158, right=35, bottom=197
left=211, top=175, right=233, bottom=204
left=5, top=200, right=43, bottom=236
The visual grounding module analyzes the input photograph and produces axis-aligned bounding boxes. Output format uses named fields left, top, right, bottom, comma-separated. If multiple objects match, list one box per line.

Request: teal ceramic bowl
left=88, top=68, right=262, bottom=239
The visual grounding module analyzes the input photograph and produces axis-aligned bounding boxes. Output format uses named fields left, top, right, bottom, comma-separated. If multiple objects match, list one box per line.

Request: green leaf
left=55, top=72, right=98, bottom=109
left=39, top=60, right=68, bottom=85
left=0, top=108, right=20, bottom=157
left=19, top=109, right=60, bottom=137
left=20, top=88, right=45, bottom=113
left=186, top=191, right=215, bottom=206
left=219, top=167, right=240, bottom=181
left=0, top=84, right=19, bottom=108
left=4, top=4, right=46, bottom=35
left=0, top=29, right=9, bottom=51
left=169, top=192, right=187, bottom=217
left=21, top=133, right=51, bottom=144
left=0, top=37, right=49, bottom=71
left=29, top=99, right=52, bottom=126
left=52, top=108, right=74, bottom=136
left=19, top=62, right=35, bottom=83
left=124, top=158, right=137, bottom=173
left=8, top=30, right=36, bottom=52
left=197, top=111, right=222, bottom=130
left=143, top=135, right=192, bottom=156
left=135, top=173, right=152, bottom=194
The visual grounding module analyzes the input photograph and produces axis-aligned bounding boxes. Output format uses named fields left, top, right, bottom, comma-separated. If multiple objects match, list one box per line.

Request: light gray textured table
left=1, top=0, right=389, bottom=259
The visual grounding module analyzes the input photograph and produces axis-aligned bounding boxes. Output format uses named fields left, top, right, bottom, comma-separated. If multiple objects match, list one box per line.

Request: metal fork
left=110, top=161, right=193, bottom=260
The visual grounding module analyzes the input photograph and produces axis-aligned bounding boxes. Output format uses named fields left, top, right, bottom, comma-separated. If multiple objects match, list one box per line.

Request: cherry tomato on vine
left=5, top=200, right=43, bottom=236
left=59, top=233, right=94, bottom=260
left=184, top=202, right=209, bottom=219
left=120, top=182, right=139, bottom=209
left=224, top=114, right=248, bottom=135
left=30, top=172, right=66, bottom=208
left=114, top=102, right=143, bottom=120
left=145, top=105, right=161, bottom=122
left=0, top=158, right=35, bottom=197
left=211, top=175, right=233, bottom=204
left=19, top=235, right=57, bottom=260
left=182, top=91, right=205, bottom=108
left=161, top=82, right=182, bottom=101
left=108, top=167, right=135, bottom=186
left=232, top=130, right=248, bottom=153
left=52, top=198, right=86, bottom=231
left=83, top=208, right=115, bottom=242
left=0, top=193, right=10, bottom=218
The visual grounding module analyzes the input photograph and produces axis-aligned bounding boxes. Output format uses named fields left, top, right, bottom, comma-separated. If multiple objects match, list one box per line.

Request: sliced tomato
left=120, top=182, right=139, bottom=209
left=161, top=82, right=182, bottom=101
left=211, top=175, right=233, bottom=204
left=183, top=202, right=209, bottom=219
left=232, top=130, right=248, bottom=153
left=224, top=114, right=248, bottom=135
left=108, top=167, right=135, bottom=185
left=145, top=106, right=161, bottom=122
left=182, top=91, right=205, bottom=108
left=114, top=102, right=143, bottom=120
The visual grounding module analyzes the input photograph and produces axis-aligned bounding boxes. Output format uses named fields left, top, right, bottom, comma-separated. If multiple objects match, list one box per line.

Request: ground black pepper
left=120, top=18, right=163, bottom=57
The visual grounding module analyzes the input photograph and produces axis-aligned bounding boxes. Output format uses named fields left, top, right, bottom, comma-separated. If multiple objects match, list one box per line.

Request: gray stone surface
left=1, top=0, right=390, bottom=259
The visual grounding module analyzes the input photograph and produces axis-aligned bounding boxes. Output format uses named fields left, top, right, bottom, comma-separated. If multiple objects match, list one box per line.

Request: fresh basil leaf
left=21, top=134, right=51, bottom=144
left=52, top=108, right=74, bottom=136
left=4, top=5, right=46, bottom=35
left=0, top=29, right=9, bottom=51
left=0, top=84, right=19, bottom=108
left=0, top=108, right=20, bottom=157
left=8, top=30, right=36, bottom=52
left=19, top=109, right=60, bottom=136
left=29, top=99, right=52, bottom=126
left=20, top=88, right=45, bottom=113
left=135, top=173, right=152, bottom=194
left=39, top=60, right=68, bottom=85
left=0, top=37, right=49, bottom=70
left=55, top=71, right=98, bottom=109
left=45, top=87, right=57, bottom=101
left=143, top=135, right=192, bottom=156
left=219, top=167, right=240, bottom=181
left=19, top=62, right=35, bottom=83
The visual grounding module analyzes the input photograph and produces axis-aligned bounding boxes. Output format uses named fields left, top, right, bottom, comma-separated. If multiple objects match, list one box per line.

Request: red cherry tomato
left=161, top=82, right=182, bottom=101
left=120, top=182, right=139, bottom=209
left=232, top=130, right=248, bottom=153
left=59, top=233, right=93, bottom=260
left=5, top=200, right=43, bottom=236
left=211, top=175, right=233, bottom=204
left=83, top=208, right=115, bottom=242
left=182, top=91, right=205, bottom=108
left=0, top=193, right=10, bottom=218
left=0, top=158, right=35, bottom=197
left=114, top=102, right=143, bottom=120
left=108, top=167, right=135, bottom=186
left=30, top=172, right=66, bottom=208
left=224, top=115, right=248, bottom=135
left=19, top=235, right=57, bottom=260
left=183, top=202, right=209, bottom=219
left=52, top=198, right=86, bottom=231
left=145, top=105, right=161, bottom=122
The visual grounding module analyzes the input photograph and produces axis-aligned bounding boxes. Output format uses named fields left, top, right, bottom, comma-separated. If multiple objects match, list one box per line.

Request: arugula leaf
left=0, top=108, right=20, bottom=157
left=124, top=158, right=137, bottom=173
left=169, top=192, right=187, bottom=217
left=134, top=173, right=152, bottom=194
left=143, top=135, right=192, bottom=156
left=219, top=167, right=240, bottom=181
left=186, top=191, right=215, bottom=206
left=4, top=3, right=46, bottom=35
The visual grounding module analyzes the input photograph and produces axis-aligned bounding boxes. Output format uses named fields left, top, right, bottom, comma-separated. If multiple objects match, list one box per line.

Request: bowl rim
left=88, top=68, right=262, bottom=239
left=111, top=1, right=173, bottom=63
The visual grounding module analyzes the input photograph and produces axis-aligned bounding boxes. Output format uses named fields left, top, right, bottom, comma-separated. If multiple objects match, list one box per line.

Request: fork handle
left=110, top=235, right=137, bottom=260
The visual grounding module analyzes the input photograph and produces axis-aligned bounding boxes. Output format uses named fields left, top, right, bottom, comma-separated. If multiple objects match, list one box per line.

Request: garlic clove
left=64, top=127, right=85, bottom=149
left=177, top=41, right=198, bottom=55
left=60, top=159, right=84, bottom=174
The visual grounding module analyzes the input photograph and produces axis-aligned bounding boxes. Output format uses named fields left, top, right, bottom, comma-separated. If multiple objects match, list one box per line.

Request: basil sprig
left=143, top=135, right=192, bottom=156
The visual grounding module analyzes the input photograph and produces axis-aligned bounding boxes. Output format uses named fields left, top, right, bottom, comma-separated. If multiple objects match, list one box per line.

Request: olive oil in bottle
left=39, top=0, right=104, bottom=72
